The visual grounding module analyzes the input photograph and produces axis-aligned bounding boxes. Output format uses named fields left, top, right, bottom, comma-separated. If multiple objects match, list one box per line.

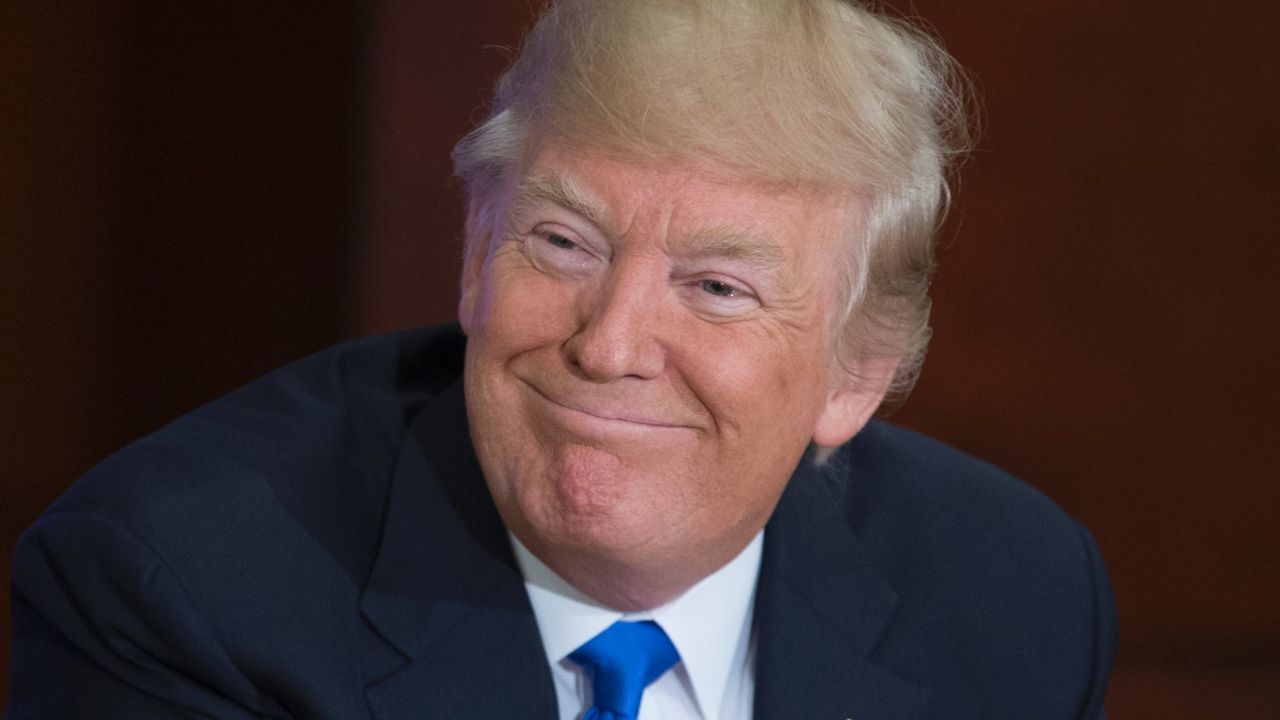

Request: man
left=6, top=0, right=1115, bottom=718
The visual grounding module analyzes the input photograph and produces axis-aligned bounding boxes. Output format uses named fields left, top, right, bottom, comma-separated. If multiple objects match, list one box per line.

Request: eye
left=544, top=232, right=578, bottom=251
left=523, top=226, right=604, bottom=278
left=681, top=275, right=759, bottom=319
left=700, top=279, right=739, bottom=297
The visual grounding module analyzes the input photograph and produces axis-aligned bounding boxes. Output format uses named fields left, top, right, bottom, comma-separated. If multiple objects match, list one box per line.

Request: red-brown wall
left=893, top=4, right=1280, bottom=715
left=2, top=0, right=364, bottom=700
left=4, top=2, right=1277, bottom=714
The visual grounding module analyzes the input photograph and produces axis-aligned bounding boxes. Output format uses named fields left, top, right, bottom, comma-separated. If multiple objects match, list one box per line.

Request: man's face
left=460, top=141, right=885, bottom=604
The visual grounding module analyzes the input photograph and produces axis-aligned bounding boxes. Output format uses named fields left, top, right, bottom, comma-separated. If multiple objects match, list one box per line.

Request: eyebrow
left=510, top=175, right=606, bottom=228
left=681, top=227, right=787, bottom=269
left=681, top=228, right=796, bottom=291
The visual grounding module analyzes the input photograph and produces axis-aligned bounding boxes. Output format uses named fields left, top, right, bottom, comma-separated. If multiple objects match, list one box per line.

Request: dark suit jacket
left=6, top=324, right=1115, bottom=719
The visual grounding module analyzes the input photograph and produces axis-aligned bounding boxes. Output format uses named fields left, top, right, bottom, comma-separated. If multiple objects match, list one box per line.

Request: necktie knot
left=569, top=620, right=680, bottom=720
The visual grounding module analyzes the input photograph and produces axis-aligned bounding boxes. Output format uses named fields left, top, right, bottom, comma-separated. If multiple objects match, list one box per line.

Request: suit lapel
left=753, top=450, right=929, bottom=720
left=359, top=381, right=558, bottom=720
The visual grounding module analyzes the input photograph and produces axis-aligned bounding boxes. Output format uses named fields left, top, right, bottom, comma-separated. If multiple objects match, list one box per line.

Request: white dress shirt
left=512, top=533, right=762, bottom=720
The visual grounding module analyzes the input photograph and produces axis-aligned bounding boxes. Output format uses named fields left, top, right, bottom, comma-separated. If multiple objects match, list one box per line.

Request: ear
left=457, top=198, right=492, bottom=335
left=811, top=355, right=901, bottom=449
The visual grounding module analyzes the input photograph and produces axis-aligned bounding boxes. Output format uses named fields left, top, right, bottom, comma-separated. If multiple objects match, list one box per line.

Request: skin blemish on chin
left=548, top=443, right=627, bottom=515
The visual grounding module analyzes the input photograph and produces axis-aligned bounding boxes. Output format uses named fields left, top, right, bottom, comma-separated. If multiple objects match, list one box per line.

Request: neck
left=513, top=532, right=757, bottom=612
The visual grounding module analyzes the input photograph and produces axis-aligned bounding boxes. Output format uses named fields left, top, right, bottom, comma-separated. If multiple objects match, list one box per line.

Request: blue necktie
left=569, top=620, right=680, bottom=720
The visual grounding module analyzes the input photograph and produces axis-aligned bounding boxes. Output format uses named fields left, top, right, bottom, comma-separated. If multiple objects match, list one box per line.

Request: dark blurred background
left=3, top=1, right=1277, bottom=715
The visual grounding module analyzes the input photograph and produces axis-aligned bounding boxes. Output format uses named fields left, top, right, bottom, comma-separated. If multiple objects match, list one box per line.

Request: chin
left=514, top=447, right=677, bottom=543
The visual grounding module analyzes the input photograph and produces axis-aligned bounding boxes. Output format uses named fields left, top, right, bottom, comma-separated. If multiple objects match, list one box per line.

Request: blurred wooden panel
left=896, top=0, right=1280, bottom=675
left=1107, top=667, right=1280, bottom=719
left=357, top=0, right=536, bottom=333
left=898, top=1, right=1280, bottom=712
left=2, top=1, right=123, bottom=704
left=1, top=0, right=364, bottom=702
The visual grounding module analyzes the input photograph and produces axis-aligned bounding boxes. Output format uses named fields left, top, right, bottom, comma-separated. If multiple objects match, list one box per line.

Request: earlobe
left=811, top=356, right=900, bottom=449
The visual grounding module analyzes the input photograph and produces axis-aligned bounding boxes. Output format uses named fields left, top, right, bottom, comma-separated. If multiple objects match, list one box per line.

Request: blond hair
left=453, top=0, right=973, bottom=402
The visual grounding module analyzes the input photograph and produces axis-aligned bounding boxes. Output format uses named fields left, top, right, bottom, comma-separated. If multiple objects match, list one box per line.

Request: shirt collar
left=513, top=533, right=763, bottom=720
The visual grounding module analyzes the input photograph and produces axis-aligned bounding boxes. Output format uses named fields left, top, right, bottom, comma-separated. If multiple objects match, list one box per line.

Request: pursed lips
left=522, top=381, right=696, bottom=432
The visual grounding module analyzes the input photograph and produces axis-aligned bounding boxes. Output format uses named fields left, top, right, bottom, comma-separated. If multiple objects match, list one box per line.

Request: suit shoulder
left=836, top=421, right=1109, bottom=625
left=833, top=422, right=1115, bottom=715
left=843, top=421, right=1080, bottom=542
left=8, top=327, right=469, bottom=719
left=47, top=325, right=464, bottom=517
left=24, top=324, right=468, bottom=596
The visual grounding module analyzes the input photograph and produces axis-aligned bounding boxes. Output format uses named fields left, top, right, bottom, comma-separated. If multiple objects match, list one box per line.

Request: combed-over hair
left=453, top=0, right=972, bottom=403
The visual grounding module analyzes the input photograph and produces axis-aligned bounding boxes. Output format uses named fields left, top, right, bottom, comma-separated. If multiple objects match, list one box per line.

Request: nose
left=564, top=259, right=667, bottom=382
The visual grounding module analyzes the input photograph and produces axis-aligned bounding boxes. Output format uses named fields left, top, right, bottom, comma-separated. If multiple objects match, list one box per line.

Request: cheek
left=465, top=265, right=582, bottom=470
left=474, top=263, right=582, bottom=350
left=694, top=328, right=827, bottom=414
left=683, top=335, right=832, bottom=488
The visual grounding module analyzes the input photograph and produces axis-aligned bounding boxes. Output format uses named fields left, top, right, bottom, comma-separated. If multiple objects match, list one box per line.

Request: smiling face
left=460, top=141, right=893, bottom=609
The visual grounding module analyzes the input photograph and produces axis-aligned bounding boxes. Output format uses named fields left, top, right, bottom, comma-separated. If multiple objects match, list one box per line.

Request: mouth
left=524, top=382, right=694, bottom=433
